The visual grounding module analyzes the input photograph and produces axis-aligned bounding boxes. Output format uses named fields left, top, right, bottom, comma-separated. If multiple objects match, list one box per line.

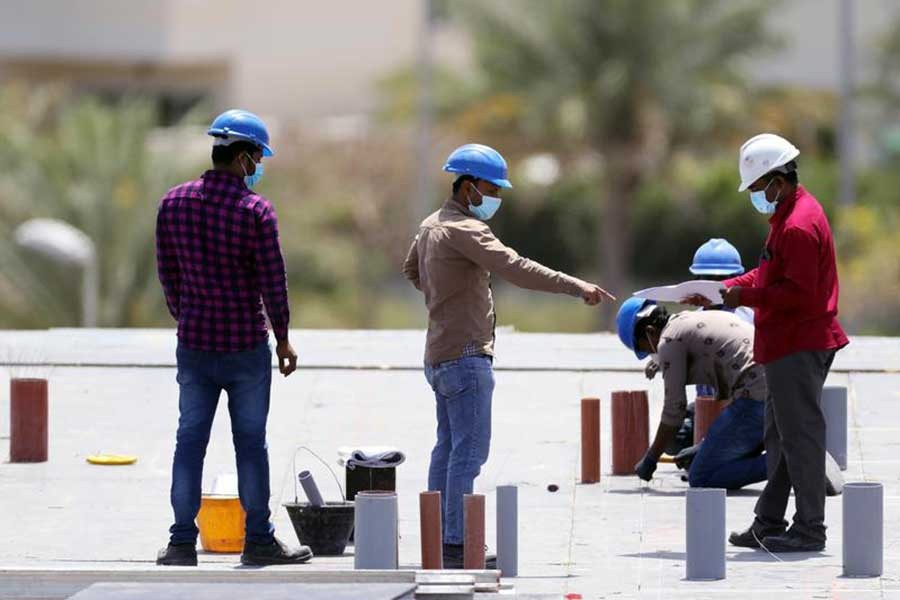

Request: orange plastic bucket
left=197, top=495, right=246, bottom=553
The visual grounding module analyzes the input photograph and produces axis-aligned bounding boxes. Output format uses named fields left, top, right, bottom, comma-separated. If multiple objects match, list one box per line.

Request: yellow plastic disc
left=658, top=455, right=676, bottom=464
left=86, top=454, right=138, bottom=465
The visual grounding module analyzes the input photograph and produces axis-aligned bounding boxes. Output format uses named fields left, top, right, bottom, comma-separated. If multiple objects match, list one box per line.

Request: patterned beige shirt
left=657, top=310, right=766, bottom=426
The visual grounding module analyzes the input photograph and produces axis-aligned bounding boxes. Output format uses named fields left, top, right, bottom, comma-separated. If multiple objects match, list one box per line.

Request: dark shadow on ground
left=620, top=548, right=831, bottom=564
left=607, top=488, right=686, bottom=497
left=619, top=551, right=686, bottom=561
left=727, top=550, right=833, bottom=563
left=608, top=486, right=761, bottom=498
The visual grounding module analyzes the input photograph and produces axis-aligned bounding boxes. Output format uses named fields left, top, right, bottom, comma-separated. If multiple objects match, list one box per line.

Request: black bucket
left=283, top=501, right=355, bottom=556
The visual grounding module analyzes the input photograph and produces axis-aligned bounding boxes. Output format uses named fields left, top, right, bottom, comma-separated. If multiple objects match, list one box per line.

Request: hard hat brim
left=689, top=266, right=745, bottom=276
left=489, top=177, right=513, bottom=189
left=208, top=130, right=275, bottom=157
left=443, top=166, right=513, bottom=189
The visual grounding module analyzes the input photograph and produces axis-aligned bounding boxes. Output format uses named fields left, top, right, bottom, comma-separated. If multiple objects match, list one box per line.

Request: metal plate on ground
left=67, top=582, right=416, bottom=600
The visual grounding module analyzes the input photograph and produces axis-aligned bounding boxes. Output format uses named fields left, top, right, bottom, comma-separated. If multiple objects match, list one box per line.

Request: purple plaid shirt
left=156, top=170, right=290, bottom=352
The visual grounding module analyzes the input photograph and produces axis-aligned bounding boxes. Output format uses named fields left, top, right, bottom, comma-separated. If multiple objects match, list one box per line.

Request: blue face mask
left=468, top=185, right=502, bottom=221
left=242, top=153, right=264, bottom=189
left=749, top=179, right=780, bottom=215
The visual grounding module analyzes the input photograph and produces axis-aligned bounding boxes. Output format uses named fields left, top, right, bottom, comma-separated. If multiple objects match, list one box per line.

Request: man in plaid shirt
left=155, top=109, right=309, bottom=567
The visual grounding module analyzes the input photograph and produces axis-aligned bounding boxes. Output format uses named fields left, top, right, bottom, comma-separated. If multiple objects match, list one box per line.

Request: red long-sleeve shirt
left=724, top=185, right=848, bottom=364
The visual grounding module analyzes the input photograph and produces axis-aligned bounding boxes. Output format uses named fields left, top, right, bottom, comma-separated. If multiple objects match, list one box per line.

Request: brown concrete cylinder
left=419, top=491, right=443, bottom=570
left=611, top=391, right=649, bottom=475
left=463, top=494, right=485, bottom=570
left=581, top=397, right=601, bottom=483
left=694, top=396, right=729, bottom=445
left=10, top=378, right=48, bottom=463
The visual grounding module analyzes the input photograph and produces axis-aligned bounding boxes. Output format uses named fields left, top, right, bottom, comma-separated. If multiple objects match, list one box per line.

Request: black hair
left=635, top=305, right=670, bottom=342
left=211, top=140, right=262, bottom=166
left=693, top=274, right=730, bottom=283
left=767, top=159, right=799, bottom=186
left=452, top=175, right=477, bottom=194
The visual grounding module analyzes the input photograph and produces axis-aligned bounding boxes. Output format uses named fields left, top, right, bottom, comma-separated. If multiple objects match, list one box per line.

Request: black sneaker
left=240, top=537, right=313, bottom=566
left=761, top=529, right=825, bottom=553
left=156, top=542, right=197, bottom=566
left=729, top=524, right=786, bottom=548
left=441, top=544, right=497, bottom=570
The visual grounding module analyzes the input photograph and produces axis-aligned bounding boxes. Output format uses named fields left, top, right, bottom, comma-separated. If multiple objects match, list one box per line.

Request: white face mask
left=468, top=185, right=502, bottom=220
left=749, top=178, right=782, bottom=215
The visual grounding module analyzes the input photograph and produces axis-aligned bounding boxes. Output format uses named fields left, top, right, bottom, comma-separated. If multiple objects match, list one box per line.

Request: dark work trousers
left=753, top=350, right=836, bottom=542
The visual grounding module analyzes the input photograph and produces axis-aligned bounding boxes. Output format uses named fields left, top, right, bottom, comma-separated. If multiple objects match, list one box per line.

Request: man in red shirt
left=715, top=133, right=849, bottom=552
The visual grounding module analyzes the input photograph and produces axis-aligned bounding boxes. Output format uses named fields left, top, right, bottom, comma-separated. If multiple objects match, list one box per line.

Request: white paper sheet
left=633, top=280, right=725, bottom=304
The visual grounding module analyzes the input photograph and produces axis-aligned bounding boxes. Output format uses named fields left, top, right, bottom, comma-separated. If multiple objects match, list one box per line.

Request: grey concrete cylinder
left=354, top=491, right=399, bottom=570
left=685, top=488, right=726, bottom=581
left=496, top=485, right=518, bottom=577
left=298, top=470, right=325, bottom=507
left=822, top=386, right=848, bottom=470
left=843, top=482, right=883, bottom=577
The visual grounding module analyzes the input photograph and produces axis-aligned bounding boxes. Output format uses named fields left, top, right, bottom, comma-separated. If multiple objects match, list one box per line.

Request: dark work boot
left=728, top=522, right=787, bottom=549
left=156, top=542, right=198, bottom=566
left=240, top=537, right=313, bottom=566
left=442, top=543, right=497, bottom=570
left=761, top=528, right=825, bottom=553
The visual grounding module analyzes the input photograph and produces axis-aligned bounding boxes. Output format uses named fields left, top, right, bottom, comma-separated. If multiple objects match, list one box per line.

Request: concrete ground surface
left=0, top=328, right=898, bottom=599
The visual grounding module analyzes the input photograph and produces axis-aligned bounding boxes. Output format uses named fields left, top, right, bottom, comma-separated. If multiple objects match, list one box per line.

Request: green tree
left=0, top=86, right=199, bottom=328
left=448, top=0, right=777, bottom=323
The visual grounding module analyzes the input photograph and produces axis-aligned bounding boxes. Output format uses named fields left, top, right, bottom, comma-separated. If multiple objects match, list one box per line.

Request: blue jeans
left=424, top=356, right=494, bottom=545
left=169, top=341, right=275, bottom=545
left=696, top=384, right=716, bottom=397
left=688, top=397, right=767, bottom=490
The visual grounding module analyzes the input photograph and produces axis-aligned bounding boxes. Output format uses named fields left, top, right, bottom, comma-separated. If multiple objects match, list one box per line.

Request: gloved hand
left=644, top=360, right=660, bottom=380
left=674, top=443, right=701, bottom=470
left=634, top=453, right=658, bottom=481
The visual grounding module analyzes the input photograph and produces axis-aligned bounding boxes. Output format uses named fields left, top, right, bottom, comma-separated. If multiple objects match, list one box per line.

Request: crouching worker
left=616, top=298, right=766, bottom=489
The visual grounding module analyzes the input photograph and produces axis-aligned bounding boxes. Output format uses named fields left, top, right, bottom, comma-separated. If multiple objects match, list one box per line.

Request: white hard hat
left=737, top=133, right=800, bottom=192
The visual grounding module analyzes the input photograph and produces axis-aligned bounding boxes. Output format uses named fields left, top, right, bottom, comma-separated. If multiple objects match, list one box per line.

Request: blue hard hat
left=443, top=143, right=512, bottom=188
left=616, top=297, right=657, bottom=360
left=207, top=109, right=274, bottom=157
left=689, top=238, right=744, bottom=276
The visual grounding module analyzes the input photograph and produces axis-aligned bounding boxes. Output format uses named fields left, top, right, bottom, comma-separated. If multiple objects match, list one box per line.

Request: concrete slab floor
left=0, top=330, right=898, bottom=599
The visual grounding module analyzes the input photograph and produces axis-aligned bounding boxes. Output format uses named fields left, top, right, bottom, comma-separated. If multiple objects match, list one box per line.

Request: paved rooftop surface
left=1, top=328, right=898, bottom=599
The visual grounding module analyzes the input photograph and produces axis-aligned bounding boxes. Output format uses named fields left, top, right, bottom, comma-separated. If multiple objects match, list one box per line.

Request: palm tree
left=0, top=87, right=200, bottom=328
left=448, top=0, right=776, bottom=323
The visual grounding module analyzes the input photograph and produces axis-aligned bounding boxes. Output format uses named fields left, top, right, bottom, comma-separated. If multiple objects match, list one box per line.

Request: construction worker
left=689, top=133, right=849, bottom=552
left=618, top=298, right=768, bottom=490
left=155, top=109, right=311, bottom=566
left=402, top=143, right=614, bottom=568
left=645, top=238, right=751, bottom=455
left=689, top=238, right=754, bottom=323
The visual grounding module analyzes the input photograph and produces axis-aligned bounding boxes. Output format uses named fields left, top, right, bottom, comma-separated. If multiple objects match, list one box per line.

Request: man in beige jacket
left=403, top=143, right=614, bottom=568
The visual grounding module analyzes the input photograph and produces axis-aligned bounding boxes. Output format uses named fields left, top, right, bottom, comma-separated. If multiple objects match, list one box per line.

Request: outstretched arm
left=450, top=223, right=614, bottom=303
